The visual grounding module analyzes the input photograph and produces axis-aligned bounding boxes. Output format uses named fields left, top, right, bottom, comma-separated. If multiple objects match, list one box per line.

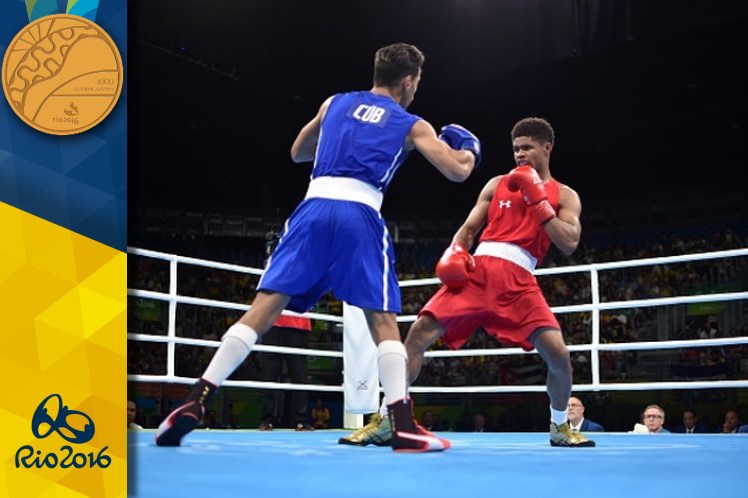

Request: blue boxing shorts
left=258, top=197, right=401, bottom=314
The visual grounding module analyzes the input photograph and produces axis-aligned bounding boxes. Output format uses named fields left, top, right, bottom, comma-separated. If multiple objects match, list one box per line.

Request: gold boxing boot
left=550, top=421, right=596, bottom=447
left=337, top=412, right=392, bottom=446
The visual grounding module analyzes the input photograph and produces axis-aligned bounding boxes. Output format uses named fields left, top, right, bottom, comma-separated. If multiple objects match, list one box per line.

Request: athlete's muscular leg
left=156, top=290, right=291, bottom=446
left=532, top=328, right=573, bottom=411
left=364, top=309, right=408, bottom=404
left=359, top=309, right=450, bottom=452
left=237, top=291, right=292, bottom=336
left=363, top=309, right=401, bottom=344
left=404, top=314, right=446, bottom=384
left=201, top=290, right=291, bottom=387
left=337, top=311, right=451, bottom=450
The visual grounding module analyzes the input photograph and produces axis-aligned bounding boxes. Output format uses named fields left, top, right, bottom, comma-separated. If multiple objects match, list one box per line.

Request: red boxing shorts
left=419, top=255, right=559, bottom=351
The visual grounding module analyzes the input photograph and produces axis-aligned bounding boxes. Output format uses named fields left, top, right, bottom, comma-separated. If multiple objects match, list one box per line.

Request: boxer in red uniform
left=340, top=117, right=595, bottom=447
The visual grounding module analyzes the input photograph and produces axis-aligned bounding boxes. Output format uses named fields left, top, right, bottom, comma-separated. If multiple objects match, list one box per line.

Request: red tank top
left=478, top=175, right=561, bottom=265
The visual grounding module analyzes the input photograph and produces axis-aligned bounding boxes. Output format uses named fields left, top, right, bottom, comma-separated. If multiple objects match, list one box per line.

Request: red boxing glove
left=506, top=166, right=556, bottom=225
left=529, top=200, right=556, bottom=225
left=507, top=166, right=546, bottom=203
left=436, top=242, right=475, bottom=289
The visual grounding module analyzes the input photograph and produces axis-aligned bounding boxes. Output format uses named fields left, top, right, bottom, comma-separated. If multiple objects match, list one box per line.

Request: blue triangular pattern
left=60, top=135, right=108, bottom=174
left=62, top=176, right=115, bottom=226
left=108, top=141, right=127, bottom=194
left=0, top=0, right=127, bottom=251
left=1, top=156, right=114, bottom=231
left=65, top=143, right=116, bottom=193
left=83, top=100, right=126, bottom=142
left=107, top=125, right=127, bottom=152
left=74, top=197, right=126, bottom=249
left=14, top=158, right=72, bottom=225
left=115, top=196, right=126, bottom=246
left=110, top=9, right=127, bottom=57
left=0, top=107, right=12, bottom=145
left=7, top=126, right=65, bottom=173
left=0, top=154, right=20, bottom=203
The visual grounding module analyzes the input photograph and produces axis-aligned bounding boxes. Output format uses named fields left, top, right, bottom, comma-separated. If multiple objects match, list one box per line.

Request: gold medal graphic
left=2, top=14, right=123, bottom=135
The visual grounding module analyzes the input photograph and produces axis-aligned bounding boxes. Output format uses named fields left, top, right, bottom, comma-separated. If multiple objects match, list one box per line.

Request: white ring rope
left=127, top=247, right=748, bottom=393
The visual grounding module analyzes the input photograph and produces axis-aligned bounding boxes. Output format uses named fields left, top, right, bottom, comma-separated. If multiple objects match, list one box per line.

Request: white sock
left=550, top=406, right=567, bottom=425
left=377, top=340, right=408, bottom=408
left=378, top=403, right=389, bottom=418
left=202, top=323, right=258, bottom=386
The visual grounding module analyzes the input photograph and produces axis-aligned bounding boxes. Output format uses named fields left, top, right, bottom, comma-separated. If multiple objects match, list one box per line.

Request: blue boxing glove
left=438, top=124, right=482, bottom=167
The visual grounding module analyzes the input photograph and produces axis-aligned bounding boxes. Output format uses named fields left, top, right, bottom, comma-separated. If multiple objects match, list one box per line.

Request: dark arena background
left=126, top=1, right=748, bottom=495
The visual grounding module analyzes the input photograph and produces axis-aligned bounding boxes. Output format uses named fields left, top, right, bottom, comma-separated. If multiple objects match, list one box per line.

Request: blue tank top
left=312, top=91, right=420, bottom=193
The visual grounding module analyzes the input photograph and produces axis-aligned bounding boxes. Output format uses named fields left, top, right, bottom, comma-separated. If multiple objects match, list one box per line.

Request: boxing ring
left=127, top=247, right=748, bottom=497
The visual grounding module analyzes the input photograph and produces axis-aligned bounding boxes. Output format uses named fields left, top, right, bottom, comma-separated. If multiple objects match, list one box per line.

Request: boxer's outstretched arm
left=409, top=119, right=476, bottom=182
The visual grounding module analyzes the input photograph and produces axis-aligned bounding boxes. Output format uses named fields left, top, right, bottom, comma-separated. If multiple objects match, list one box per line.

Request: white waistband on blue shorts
left=473, top=241, right=537, bottom=272
left=304, top=176, right=384, bottom=212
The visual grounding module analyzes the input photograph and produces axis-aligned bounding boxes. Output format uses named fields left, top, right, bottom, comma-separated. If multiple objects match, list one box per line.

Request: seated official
left=671, top=409, right=709, bottom=434
left=567, top=396, right=604, bottom=432
left=630, top=404, right=670, bottom=434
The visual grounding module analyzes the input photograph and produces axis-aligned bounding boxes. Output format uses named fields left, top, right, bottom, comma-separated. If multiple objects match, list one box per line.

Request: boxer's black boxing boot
left=155, top=378, right=217, bottom=446
left=388, top=398, right=450, bottom=453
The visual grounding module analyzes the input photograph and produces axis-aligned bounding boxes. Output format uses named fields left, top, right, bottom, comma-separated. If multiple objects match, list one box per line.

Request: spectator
left=128, top=399, right=143, bottom=430
left=631, top=404, right=669, bottom=434
left=567, top=396, right=604, bottom=432
left=672, top=409, right=708, bottom=434
left=311, top=398, right=331, bottom=429
left=720, top=409, right=742, bottom=433
left=472, top=413, right=489, bottom=432
left=420, top=410, right=437, bottom=431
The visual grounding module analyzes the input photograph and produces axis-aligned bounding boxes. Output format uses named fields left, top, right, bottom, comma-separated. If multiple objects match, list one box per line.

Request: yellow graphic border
left=0, top=201, right=126, bottom=497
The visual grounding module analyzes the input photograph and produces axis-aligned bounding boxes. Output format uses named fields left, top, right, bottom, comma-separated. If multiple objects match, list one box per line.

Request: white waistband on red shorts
left=304, top=176, right=383, bottom=212
left=473, top=241, right=537, bottom=272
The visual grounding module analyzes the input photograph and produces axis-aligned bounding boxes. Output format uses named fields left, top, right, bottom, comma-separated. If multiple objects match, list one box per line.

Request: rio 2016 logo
left=15, top=394, right=111, bottom=469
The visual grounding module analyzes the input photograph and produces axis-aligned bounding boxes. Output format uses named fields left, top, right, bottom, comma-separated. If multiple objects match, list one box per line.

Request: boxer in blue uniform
left=156, top=43, right=481, bottom=452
